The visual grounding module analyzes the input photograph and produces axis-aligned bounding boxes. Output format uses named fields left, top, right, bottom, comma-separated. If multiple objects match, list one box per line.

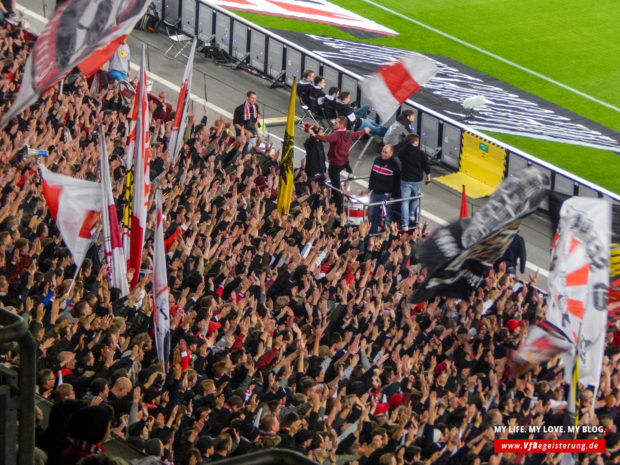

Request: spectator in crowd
left=107, top=39, right=131, bottom=82
left=397, top=134, right=430, bottom=231
left=323, top=86, right=340, bottom=120
left=297, top=69, right=315, bottom=107
left=496, top=232, right=527, bottom=275
left=366, top=144, right=401, bottom=234
left=309, top=117, right=369, bottom=213
left=383, top=109, right=415, bottom=150
left=233, top=90, right=260, bottom=138
left=309, top=75, right=326, bottom=114
left=337, top=92, right=386, bottom=137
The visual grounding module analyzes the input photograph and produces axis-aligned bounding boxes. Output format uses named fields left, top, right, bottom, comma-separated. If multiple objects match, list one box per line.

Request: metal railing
left=171, top=0, right=620, bottom=205
left=325, top=175, right=423, bottom=226
left=0, top=308, right=37, bottom=465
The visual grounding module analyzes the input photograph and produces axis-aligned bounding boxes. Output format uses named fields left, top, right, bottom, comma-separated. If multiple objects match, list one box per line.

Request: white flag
left=0, top=0, right=151, bottom=127
left=99, top=130, right=129, bottom=296
left=153, top=190, right=170, bottom=370
left=40, top=165, right=102, bottom=270
left=169, top=38, right=197, bottom=162
left=546, top=197, right=611, bottom=394
left=360, top=54, right=438, bottom=122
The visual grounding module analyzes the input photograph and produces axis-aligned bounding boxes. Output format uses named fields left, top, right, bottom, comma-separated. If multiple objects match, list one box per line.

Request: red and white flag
left=360, top=54, right=438, bottom=122
left=99, top=131, right=129, bottom=296
left=169, top=37, right=197, bottom=163
left=127, top=45, right=151, bottom=289
left=546, top=197, right=611, bottom=395
left=39, top=165, right=101, bottom=270
left=0, top=0, right=150, bottom=127
left=153, top=190, right=170, bottom=370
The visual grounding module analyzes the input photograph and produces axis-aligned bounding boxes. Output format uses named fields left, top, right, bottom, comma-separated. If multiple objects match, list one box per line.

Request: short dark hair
left=313, top=75, right=325, bottom=85
left=339, top=91, right=350, bottom=100
left=328, top=86, right=339, bottom=96
left=402, top=109, right=415, bottom=118
left=405, top=134, right=419, bottom=144
left=246, top=90, right=257, bottom=97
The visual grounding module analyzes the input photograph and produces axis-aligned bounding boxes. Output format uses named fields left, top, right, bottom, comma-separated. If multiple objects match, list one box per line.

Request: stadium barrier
left=167, top=0, right=619, bottom=208
left=0, top=308, right=36, bottom=465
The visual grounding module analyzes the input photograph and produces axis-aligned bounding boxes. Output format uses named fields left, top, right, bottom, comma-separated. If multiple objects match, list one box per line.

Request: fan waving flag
left=153, top=190, right=170, bottom=371
left=360, top=54, right=438, bottom=122
left=169, top=37, right=197, bottom=163
left=0, top=0, right=150, bottom=127
left=99, top=130, right=129, bottom=296
left=126, top=45, right=151, bottom=289
left=276, top=78, right=296, bottom=215
left=39, top=165, right=102, bottom=270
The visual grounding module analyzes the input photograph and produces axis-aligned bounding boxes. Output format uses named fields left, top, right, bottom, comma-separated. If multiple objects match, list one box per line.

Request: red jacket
left=314, top=128, right=366, bottom=166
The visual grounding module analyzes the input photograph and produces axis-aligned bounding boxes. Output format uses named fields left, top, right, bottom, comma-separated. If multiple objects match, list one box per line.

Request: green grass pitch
left=235, top=0, right=620, bottom=193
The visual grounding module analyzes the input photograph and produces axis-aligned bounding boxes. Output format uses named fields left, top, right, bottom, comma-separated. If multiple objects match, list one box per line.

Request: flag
left=276, top=78, right=296, bottom=215
left=411, top=168, right=549, bottom=302
left=77, top=35, right=126, bottom=78
left=511, top=320, right=574, bottom=375
left=360, top=54, right=438, bottom=122
left=153, top=190, right=170, bottom=370
left=459, top=184, right=468, bottom=219
left=168, top=37, right=197, bottom=162
left=39, top=165, right=102, bottom=270
left=99, top=130, right=129, bottom=296
left=0, top=0, right=150, bottom=127
left=126, top=45, right=150, bottom=289
left=609, top=209, right=620, bottom=322
left=546, top=197, right=611, bottom=395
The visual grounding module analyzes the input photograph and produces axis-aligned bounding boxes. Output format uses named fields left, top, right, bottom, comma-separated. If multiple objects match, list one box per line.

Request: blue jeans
left=400, top=180, right=422, bottom=228
left=109, top=70, right=128, bottom=81
left=354, top=104, right=371, bottom=119
left=357, top=118, right=388, bottom=137
left=369, top=192, right=392, bottom=234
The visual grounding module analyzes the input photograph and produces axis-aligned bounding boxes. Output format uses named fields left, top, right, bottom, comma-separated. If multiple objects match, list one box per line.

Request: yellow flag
left=276, top=78, right=296, bottom=215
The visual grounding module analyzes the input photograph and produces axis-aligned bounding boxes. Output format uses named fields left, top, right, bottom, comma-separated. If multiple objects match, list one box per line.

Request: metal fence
left=164, top=0, right=619, bottom=207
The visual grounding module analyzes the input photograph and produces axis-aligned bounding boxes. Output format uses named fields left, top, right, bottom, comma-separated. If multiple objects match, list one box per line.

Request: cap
left=506, top=319, right=521, bottom=333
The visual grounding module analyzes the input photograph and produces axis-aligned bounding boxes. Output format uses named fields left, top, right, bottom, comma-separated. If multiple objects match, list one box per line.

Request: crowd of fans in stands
left=1, top=17, right=620, bottom=465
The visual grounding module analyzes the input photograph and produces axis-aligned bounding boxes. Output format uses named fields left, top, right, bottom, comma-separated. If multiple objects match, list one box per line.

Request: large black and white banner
left=411, top=168, right=550, bottom=302
left=273, top=30, right=620, bottom=154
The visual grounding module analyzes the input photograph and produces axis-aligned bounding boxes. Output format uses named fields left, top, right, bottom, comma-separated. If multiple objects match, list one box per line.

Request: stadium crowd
left=1, top=18, right=619, bottom=465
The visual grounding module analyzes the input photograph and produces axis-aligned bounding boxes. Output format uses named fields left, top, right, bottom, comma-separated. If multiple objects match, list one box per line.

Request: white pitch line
left=360, top=0, right=620, bottom=114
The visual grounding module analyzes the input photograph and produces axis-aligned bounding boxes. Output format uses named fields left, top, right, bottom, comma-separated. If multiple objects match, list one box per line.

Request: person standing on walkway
left=309, top=116, right=369, bottom=213
left=368, top=144, right=401, bottom=234
left=233, top=90, right=260, bottom=138
left=397, top=134, right=431, bottom=231
left=108, top=39, right=130, bottom=82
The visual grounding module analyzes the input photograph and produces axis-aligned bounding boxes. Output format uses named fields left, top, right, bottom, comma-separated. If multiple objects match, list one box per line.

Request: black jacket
left=369, top=156, right=401, bottom=197
left=303, top=136, right=326, bottom=179
left=397, top=144, right=430, bottom=182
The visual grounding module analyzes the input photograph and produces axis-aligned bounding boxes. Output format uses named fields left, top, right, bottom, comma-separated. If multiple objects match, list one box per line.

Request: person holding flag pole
left=276, top=78, right=296, bottom=216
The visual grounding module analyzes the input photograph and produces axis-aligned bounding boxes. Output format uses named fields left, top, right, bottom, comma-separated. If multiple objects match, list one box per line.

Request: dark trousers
left=328, top=163, right=347, bottom=213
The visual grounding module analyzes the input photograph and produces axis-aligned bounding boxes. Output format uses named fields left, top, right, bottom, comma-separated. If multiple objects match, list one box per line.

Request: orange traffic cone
left=459, top=184, right=468, bottom=219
